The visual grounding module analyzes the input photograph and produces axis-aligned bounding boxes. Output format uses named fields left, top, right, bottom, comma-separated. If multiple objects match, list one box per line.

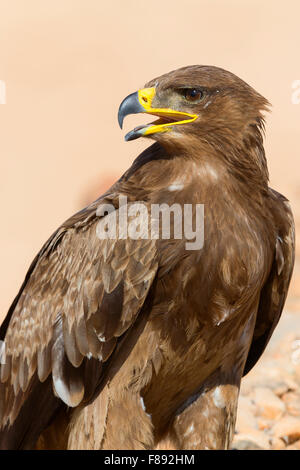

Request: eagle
left=0, top=65, right=295, bottom=450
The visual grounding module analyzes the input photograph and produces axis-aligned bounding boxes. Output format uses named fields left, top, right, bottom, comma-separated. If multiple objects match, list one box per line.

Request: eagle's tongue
left=125, top=124, right=150, bottom=142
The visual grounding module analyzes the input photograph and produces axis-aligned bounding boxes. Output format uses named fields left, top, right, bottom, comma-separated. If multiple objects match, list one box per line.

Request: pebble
left=232, top=326, right=300, bottom=450
left=281, top=391, right=300, bottom=416
left=272, top=416, right=300, bottom=445
left=232, top=430, right=271, bottom=450
left=284, top=439, right=300, bottom=450
left=252, top=387, right=286, bottom=420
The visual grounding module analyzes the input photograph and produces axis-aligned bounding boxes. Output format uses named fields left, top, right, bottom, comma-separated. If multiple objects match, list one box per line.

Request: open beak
left=118, top=87, right=198, bottom=141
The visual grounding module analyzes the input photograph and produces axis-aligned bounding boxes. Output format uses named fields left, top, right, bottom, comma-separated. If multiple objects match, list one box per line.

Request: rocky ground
left=232, top=307, right=300, bottom=450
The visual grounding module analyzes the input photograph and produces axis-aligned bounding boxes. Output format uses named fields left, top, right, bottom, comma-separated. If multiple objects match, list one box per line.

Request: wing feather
left=0, top=196, right=158, bottom=436
left=243, top=191, right=295, bottom=375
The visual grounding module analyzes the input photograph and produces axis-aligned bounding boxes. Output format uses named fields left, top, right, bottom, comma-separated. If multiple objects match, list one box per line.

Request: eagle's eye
left=182, top=88, right=204, bottom=102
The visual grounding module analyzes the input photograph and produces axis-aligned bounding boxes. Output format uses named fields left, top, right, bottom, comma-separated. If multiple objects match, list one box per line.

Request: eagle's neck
left=120, top=122, right=269, bottom=204
left=158, top=120, right=269, bottom=194
left=220, top=120, right=269, bottom=191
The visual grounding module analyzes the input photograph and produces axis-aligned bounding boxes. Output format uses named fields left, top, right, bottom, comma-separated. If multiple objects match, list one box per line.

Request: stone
left=272, top=382, right=290, bottom=397
left=257, top=418, right=272, bottom=431
left=253, top=387, right=286, bottom=420
left=235, top=395, right=258, bottom=433
left=285, top=439, right=300, bottom=450
left=270, top=437, right=286, bottom=450
left=272, top=416, right=300, bottom=445
left=232, top=430, right=271, bottom=450
left=231, top=439, right=264, bottom=450
left=281, top=391, right=300, bottom=416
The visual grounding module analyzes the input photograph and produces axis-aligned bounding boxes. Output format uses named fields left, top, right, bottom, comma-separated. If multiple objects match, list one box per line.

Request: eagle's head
left=118, top=65, right=269, bottom=150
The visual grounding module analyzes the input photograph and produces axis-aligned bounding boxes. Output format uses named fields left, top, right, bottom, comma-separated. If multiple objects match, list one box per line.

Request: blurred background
left=0, top=0, right=299, bottom=448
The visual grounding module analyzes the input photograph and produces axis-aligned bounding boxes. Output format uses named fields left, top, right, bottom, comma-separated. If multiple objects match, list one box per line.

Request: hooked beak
left=118, top=87, right=198, bottom=141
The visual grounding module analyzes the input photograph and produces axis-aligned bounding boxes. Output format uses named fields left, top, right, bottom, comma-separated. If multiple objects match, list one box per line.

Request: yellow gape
left=137, top=87, right=198, bottom=136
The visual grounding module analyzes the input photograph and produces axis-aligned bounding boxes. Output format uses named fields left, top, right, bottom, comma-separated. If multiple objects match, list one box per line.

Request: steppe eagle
left=0, top=65, right=295, bottom=450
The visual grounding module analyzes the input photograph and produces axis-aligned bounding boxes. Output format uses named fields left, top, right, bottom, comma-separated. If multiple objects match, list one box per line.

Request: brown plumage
left=0, top=65, right=295, bottom=449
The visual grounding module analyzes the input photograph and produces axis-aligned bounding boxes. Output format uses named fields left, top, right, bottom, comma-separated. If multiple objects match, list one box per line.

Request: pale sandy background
left=0, top=0, right=299, bottom=321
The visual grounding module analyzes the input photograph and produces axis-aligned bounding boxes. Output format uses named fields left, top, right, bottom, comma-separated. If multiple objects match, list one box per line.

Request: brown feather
left=37, top=344, right=52, bottom=383
left=62, top=317, right=84, bottom=368
left=0, top=65, right=295, bottom=450
left=51, top=316, right=84, bottom=407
